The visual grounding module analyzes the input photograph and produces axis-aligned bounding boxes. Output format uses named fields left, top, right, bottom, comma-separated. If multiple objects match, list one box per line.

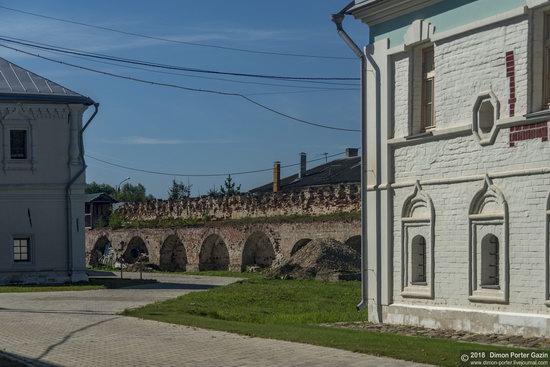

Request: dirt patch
left=324, top=322, right=550, bottom=349
left=267, top=238, right=360, bottom=281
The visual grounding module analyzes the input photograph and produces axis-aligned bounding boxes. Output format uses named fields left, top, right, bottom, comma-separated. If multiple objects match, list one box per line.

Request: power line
left=20, top=42, right=359, bottom=91
left=0, top=36, right=359, bottom=83
left=0, top=44, right=360, bottom=133
left=86, top=151, right=347, bottom=177
left=0, top=5, right=355, bottom=61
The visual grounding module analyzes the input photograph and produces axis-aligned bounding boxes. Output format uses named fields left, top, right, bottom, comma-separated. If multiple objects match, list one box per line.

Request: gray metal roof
left=250, top=156, right=361, bottom=194
left=0, top=57, right=94, bottom=105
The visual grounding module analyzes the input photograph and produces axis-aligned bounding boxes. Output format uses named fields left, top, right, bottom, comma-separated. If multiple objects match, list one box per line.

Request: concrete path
left=0, top=273, right=430, bottom=367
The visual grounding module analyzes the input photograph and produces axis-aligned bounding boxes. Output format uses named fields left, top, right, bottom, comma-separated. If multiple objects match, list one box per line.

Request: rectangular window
left=13, top=238, right=30, bottom=262
left=544, top=13, right=550, bottom=106
left=421, top=47, right=435, bottom=131
left=10, top=130, right=27, bottom=159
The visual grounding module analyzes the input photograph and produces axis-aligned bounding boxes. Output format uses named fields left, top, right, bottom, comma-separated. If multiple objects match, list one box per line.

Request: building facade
left=342, top=0, right=550, bottom=336
left=0, top=57, right=97, bottom=284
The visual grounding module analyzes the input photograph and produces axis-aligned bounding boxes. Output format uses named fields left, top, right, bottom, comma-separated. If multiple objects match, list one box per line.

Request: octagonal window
left=478, top=99, right=495, bottom=134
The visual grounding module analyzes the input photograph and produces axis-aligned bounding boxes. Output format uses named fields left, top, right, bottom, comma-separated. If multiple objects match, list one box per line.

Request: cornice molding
left=350, top=0, right=442, bottom=26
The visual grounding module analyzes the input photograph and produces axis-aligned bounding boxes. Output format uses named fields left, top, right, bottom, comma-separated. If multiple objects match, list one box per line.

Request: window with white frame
left=401, top=182, right=434, bottom=299
left=9, top=129, right=28, bottom=160
left=13, top=237, right=30, bottom=262
left=469, top=176, right=508, bottom=304
left=421, top=46, right=435, bottom=131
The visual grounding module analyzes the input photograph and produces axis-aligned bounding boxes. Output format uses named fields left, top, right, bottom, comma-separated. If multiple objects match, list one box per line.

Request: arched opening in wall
left=480, top=234, right=499, bottom=288
left=160, top=235, right=187, bottom=272
left=344, top=235, right=361, bottom=254
left=123, top=236, right=149, bottom=264
left=199, top=234, right=229, bottom=271
left=90, top=236, right=111, bottom=266
left=241, top=232, right=275, bottom=271
left=411, top=235, right=427, bottom=284
left=478, top=99, right=495, bottom=134
left=290, top=239, right=312, bottom=256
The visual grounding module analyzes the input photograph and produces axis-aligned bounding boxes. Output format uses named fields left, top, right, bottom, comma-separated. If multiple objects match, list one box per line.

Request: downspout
left=66, top=103, right=99, bottom=279
left=332, top=2, right=368, bottom=310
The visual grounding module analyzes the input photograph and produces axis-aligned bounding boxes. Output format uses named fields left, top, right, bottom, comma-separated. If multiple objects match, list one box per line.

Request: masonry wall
left=393, top=17, right=529, bottom=139
left=386, top=11, right=550, bottom=334
left=116, top=184, right=360, bottom=221
left=86, top=220, right=361, bottom=272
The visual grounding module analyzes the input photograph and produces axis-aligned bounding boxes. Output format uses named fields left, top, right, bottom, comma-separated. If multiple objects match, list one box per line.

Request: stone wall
left=86, top=219, right=361, bottom=272
left=115, top=184, right=360, bottom=221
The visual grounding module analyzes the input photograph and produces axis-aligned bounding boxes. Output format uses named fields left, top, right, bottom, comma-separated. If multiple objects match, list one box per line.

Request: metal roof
left=250, top=156, right=361, bottom=193
left=0, top=57, right=94, bottom=105
left=85, top=193, right=118, bottom=204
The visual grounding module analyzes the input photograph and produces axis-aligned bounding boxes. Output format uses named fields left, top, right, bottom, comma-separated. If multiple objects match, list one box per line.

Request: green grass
left=125, top=277, right=542, bottom=366
left=0, top=283, right=104, bottom=293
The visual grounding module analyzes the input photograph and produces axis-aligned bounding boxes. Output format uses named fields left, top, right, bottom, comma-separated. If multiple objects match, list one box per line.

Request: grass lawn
left=124, top=275, right=532, bottom=366
left=0, top=283, right=104, bottom=293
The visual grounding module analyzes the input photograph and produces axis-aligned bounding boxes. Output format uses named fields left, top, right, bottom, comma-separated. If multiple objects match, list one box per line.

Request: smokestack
left=299, top=152, right=307, bottom=179
left=346, top=148, right=359, bottom=158
left=273, top=161, right=281, bottom=193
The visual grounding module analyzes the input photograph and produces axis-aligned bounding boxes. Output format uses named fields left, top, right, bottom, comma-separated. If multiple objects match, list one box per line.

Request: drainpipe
left=66, top=103, right=99, bottom=279
left=332, top=2, right=368, bottom=311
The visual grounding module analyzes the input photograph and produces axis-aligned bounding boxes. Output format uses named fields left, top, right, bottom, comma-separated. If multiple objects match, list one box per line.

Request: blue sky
left=0, top=0, right=367, bottom=198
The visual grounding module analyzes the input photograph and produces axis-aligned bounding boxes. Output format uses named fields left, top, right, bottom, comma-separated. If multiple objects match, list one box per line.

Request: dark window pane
left=13, top=238, right=30, bottom=262
left=423, top=47, right=434, bottom=74
left=10, top=130, right=27, bottom=159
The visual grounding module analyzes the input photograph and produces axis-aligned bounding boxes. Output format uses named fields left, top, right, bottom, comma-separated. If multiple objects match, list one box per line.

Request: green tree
left=220, top=175, right=241, bottom=196
left=167, top=179, right=192, bottom=201
left=116, top=183, right=154, bottom=202
left=85, top=182, right=116, bottom=196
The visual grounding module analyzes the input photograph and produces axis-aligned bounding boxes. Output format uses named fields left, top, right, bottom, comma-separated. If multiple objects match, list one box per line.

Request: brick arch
left=123, top=236, right=149, bottom=264
left=290, top=238, right=312, bottom=256
left=241, top=231, right=276, bottom=271
left=159, top=234, right=187, bottom=271
left=89, top=235, right=111, bottom=266
left=199, top=233, right=230, bottom=271
left=344, top=235, right=361, bottom=254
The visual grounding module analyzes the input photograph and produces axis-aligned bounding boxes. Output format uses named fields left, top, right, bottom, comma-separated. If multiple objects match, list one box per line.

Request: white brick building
left=335, top=0, right=550, bottom=336
left=0, top=57, right=97, bottom=284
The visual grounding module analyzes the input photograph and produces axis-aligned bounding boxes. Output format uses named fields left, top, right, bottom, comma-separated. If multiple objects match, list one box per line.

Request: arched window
left=468, top=176, right=508, bottom=304
left=481, top=234, right=499, bottom=288
left=411, top=235, right=427, bottom=284
left=401, top=182, right=434, bottom=299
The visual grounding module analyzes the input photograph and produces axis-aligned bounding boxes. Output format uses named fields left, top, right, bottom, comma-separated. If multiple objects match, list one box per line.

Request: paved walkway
left=0, top=273, right=429, bottom=367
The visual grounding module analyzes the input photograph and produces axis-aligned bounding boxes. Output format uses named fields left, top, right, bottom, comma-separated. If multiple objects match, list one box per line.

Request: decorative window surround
left=473, top=91, right=500, bottom=145
left=1, top=106, right=36, bottom=172
left=468, top=176, right=509, bottom=304
left=401, top=181, right=435, bottom=299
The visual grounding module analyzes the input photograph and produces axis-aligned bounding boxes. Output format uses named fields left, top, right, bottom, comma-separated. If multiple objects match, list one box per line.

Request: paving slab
left=0, top=273, right=431, bottom=367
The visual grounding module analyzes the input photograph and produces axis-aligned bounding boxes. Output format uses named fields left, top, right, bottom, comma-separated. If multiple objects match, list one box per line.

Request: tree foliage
left=220, top=175, right=241, bottom=196
left=85, top=181, right=116, bottom=196
left=85, top=182, right=154, bottom=202
left=168, top=179, right=192, bottom=201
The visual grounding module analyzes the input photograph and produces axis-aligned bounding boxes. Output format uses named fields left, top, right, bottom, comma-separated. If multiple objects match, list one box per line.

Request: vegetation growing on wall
left=106, top=211, right=360, bottom=229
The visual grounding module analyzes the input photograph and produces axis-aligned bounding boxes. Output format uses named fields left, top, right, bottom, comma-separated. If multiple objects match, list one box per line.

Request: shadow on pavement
left=0, top=349, right=62, bottom=367
left=123, top=282, right=219, bottom=290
